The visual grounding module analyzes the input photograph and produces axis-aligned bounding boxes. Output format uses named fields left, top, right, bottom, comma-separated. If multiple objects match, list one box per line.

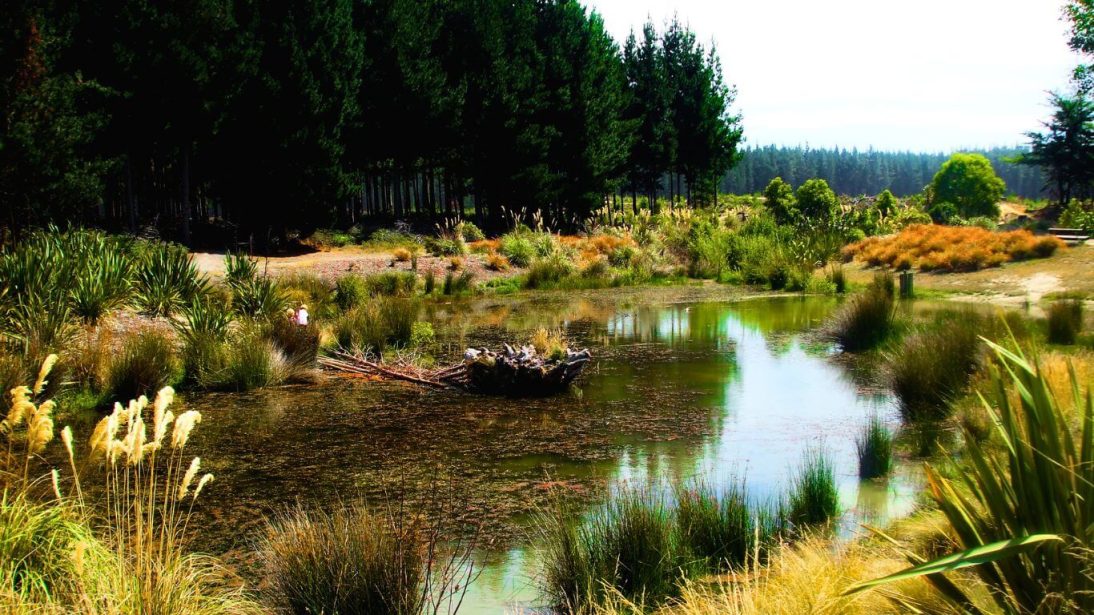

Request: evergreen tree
left=1016, top=93, right=1094, bottom=205
left=929, top=153, right=1006, bottom=218
left=796, top=178, right=838, bottom=221
left=763, top=177, right=796, bottom=224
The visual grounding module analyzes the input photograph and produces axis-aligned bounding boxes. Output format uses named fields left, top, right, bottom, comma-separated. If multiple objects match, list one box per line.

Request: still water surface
left=165, top=289, right=919, bottom=613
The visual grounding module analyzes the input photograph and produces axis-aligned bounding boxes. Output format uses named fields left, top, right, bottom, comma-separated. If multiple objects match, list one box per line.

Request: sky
left=588, top=0, right=1083, bottom=153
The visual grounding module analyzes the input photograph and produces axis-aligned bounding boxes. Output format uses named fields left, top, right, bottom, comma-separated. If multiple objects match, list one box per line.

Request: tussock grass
left=1047, top=298, right=1083, bottom=345
left=843, top=224, right=1064, bottom=272
left=675, top=481, right=778, bottom=573
left=888, top=311, right=984, bottom=421
left=442, top=271, right=474, bottom=295
left=786, top=447, right=839, bottom=529
left=333, top=298, right=417, bottom=354
left=104, top=331, right=180, bottom=402
left=855, top=414, right=893, bottom=479
left=829, top=284, right=895, bottom=352
left=540, top=488, right=687, bottom=612
left=524, top=253, right=578, bottom=289
left=260, top=503, right=427, bottom=615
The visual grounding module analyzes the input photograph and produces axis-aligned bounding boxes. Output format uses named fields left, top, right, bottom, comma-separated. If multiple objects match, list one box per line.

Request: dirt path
left=192, top=247, right=510, bottom=283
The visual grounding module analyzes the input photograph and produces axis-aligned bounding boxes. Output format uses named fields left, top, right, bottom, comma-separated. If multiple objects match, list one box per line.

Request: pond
left=127, top=288, right=923, bottom=613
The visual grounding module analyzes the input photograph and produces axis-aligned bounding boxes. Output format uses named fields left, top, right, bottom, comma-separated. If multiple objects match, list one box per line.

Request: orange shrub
left=485, top=252, right=510, bottom=272
left=843, top=224, right=1065, bottom=273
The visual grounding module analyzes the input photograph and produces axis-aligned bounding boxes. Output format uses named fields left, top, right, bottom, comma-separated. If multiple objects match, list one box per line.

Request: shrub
left=409, top=321, right=434, bottom=347
left=223, top=337, right=285, bottom=391
left=104, top=332, right=180, bottom=402
left=842, top=225, right=1065, bottom=273
left=1047, top=298, right=1083, bottom=345
left=829, top=266, right=847, bottom=294
left=423, top=270, right=436, bottom=294
left=499, top=233, right=536, bottom=267
left=540, top=489, right=686, bottom=612
left=134, top=244, right=208, bottom=317
left=448, top=256, right=465, bottom=271
left=787, top=446, right=839, bottom=528
left=888, top=312, right=983, bottom=421
left=224, top=251, right=258, bottom=287
left=856, top=414, right=893, bottom=479
left=929, top=152, right=1005, bottom=218
left=424, top=236, right=466, bottom=257
left=69, top=249, right=133, bottom=324
left=260, top=503, right=426, bottom=615
left=456, top=220, right=485, bottom=242
left=231, top=276, right=288, bottom=318
left=392, top=247, right=412, bottom=262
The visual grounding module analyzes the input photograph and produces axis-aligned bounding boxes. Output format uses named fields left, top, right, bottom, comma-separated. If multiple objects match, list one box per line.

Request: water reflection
left=139, top=290, right=920, bottom=614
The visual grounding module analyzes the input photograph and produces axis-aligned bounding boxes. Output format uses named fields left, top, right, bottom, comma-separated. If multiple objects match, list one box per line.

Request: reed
left=104, top=331, right=181, bottom=402
left=888, top=312, right=983, bottom=421
left=1047, top=298, right=1083, bottom=345
left=540, top=488, right=686, bottom=612
left=675, top=481, right=771, bottom=572
left=786, top=447, right=839, bottom=529
left=333, top=298, right=417, bottom=355
left=855, top=414, right=893, bottom=479
left=828, top=285, right=895, bottom=352
left=365, top=271, right=418, bottom=297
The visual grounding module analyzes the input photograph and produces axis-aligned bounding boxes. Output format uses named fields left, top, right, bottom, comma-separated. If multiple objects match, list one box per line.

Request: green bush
left=222, top=337, right=284, bottom=391
left=524, top=253, right=577, bottom=289
left=456, top=220, right=485, bottom=242
left=105, top=331, right=181, bottom=402
left=424, top=236, right=467, bottom=257
left=409, top=321, right=434, bottom=347
left=675, top=481, right=776, bottom=572
left=1046, top=298, right=1083, bottom=345
left=334, top=275, right=369, bottom=312
left=499, top=233, right=536, bottom=267
left=423, top=270, right=436, bottom=295
left=442, top=271, right=474, bottom=295
left=333, top=298, right=417, bottom=354
left=231, top=276, right=288, bottom=318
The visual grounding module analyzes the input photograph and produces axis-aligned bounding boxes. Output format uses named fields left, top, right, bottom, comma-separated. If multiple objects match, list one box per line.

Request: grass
left=540, top=488, right=687, bottom=612
left=675, top=481, right=777, bottom=572
left=525, top=252, right=578, bottom=289
left=259, top=503, right=426, bottom=615
left=104, top=331, right=181, bottom=402
left=222, top=336, right=285, bottom=391
left=851, top=340, right=1094, bottom=613
left=133, top=243, right=208, bottom=317
left=1047, top=298, right=1083, bottom=345
left=828, top=282, right=895, bottom=352
left=786, top=447, right=839, bottom=529
left=442, top=271, right=474, bottom=295
left=855, top=414, right=894, bottom=479
left=887, top=311, right=984, bottom=421
left=843, top=224, right=1065, bottom=272
left=332, top=298, right=417, bottom=354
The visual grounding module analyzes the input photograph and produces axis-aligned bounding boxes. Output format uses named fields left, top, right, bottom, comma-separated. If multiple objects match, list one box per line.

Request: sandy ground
left=191, top=247, right=510, bottom=283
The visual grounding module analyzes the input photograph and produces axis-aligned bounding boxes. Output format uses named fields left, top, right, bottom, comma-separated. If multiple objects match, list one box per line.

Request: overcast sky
left=588, top=0, right=1082, bottom=152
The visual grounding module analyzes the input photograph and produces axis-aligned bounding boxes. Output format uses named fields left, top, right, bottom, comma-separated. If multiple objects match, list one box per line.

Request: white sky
left=588, top=0, right=1082, bottom=152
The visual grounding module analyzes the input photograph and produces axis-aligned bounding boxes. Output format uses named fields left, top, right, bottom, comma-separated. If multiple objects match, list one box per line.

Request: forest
left=0, top=0, right=740, bottom=244
left=721, top=146, right=1045, bottom=199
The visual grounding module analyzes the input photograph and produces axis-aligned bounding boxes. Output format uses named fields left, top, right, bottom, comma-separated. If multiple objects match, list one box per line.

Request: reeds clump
left=259, top=503, right=426, bottom=615
left=855, top=414, right=893, bottom=479
left=530, top=327, right=567, bottom=361
left=365, top=271, right=417, bottom=297
left=540, top=488, right=686, bottom=612
left=333, top=298, right=417, bottom=354
left=1046, top=298, right=1083, bottom=345
left=104, top=331, right=181, bottom=402
left=675, top=481, right=776, bottom=572
left=829, top=283, right=895, bottom=352
left=787, top=447, right=839, bottom=529
left=888, top=311, right=983, bottom=421
left=442, top=271, right=474, bottom=295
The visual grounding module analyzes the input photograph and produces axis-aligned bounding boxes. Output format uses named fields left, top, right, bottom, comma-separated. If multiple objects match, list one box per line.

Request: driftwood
left=319, top=345, right=591, bottom=397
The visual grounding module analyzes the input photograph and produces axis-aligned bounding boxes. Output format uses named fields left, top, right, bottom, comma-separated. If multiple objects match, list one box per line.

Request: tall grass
left=851, top=340, right=1094, bottom=613
left=104, top=331, right=181, bottom=402
left=888, top=311, right=983, bottom=421
left=829, top=284, right=895, bottom=352
left=260, top=503, right=426, bottom=615
left=525, top=253, right=577, bottom=289
left=855, top=414, right=893, bottom=479
left=786, top=447, right=839, bottom=529
left=540, top=488, right=687, bottom=612
left=333, top=298, right=417, bottom=354
left=675, top=481, right=778, bottom=572
left=134, top=243, right=208, bottom=317
left=1047, top=298, right=1083, bottom=345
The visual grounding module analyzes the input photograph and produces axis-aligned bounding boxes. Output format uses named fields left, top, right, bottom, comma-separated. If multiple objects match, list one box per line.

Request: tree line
left=0, top=0, right=741, bottom=246
left=721, top=146, right=1046, bottom=200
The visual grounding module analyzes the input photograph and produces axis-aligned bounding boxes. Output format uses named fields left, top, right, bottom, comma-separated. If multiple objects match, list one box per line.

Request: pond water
left=117, top=288, right=923, bottom=613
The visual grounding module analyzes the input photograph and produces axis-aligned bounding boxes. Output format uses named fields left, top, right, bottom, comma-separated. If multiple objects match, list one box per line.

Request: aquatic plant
left=222, top=335, right=286, bottom=391
left=540, top=488, right=687, bottom=612
left=104, top=331, right=181, bottom=403
left=786, top=447, right=839, bottom=529
left=423, top=270, right=436, bottom=294
left=888, top=311, right=983, bottom=421
left=855, top=414, right=893, bottom=479
left=675, top=481, right=777, bottom=572
left=828, top=284, right=895, bottom=352
left=442, top=271, right=474, bottom=295
left=829, top=266, right=847, bottom=294
left=850, top=340, right=1094, bottom=613
left=1047, top=298, right=1083, bottom=345
left=334, top=274, right=369, bottom=312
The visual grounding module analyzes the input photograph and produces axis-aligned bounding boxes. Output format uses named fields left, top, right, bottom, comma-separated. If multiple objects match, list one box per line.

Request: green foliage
left=442, top=271, right=474, bottom=295
left=1047, top=298, right=1084, bottom=345
left=855, top=414, right=893, bottom=479
left=424, top=236, right=467, bottom=257
left=930, top=153, right=1006, bottom=218
left=222, top=335, right=283, bottom=392
left=829, top=285, right=895, bottom=352
left=524, top=253, right=578, bottom=289
left=876, top=189, right=898, bottom=217
left=795, top=178, right=838, bottom=222
left=456, top=220, right=485, bottom=242
left=409, top=322, right=434, bottom=347
left=852, top=341, right=1094, bottom=613
left=675, top=481, right=779, bottom=572
left=1060, top=199, right=1094, bottom=232
left=364, top=272, right=417, bottom=298
left=134, top=244, right=208, bottom=317
left=334, top=275, right=369, bottom=312
left=787, top=446, right=840, bottom=528
left=231, top=276, right=288, bottom=319
left=763, top=177, right=797, bottom=225
left=105, top=331, right=181, bottom=402
left=888, top=311, right=984, bottom=421
left=333, top=298, right=417, bottom=354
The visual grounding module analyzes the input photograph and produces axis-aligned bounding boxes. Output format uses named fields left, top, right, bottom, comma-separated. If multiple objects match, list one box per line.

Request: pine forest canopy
left=0, top=0, right=1067, bottom=248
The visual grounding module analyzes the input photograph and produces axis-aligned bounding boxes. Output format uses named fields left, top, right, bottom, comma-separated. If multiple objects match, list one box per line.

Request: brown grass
left=485, top=252, right=510, bottom=272
left=843, top=225, right=1065, bottom=273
